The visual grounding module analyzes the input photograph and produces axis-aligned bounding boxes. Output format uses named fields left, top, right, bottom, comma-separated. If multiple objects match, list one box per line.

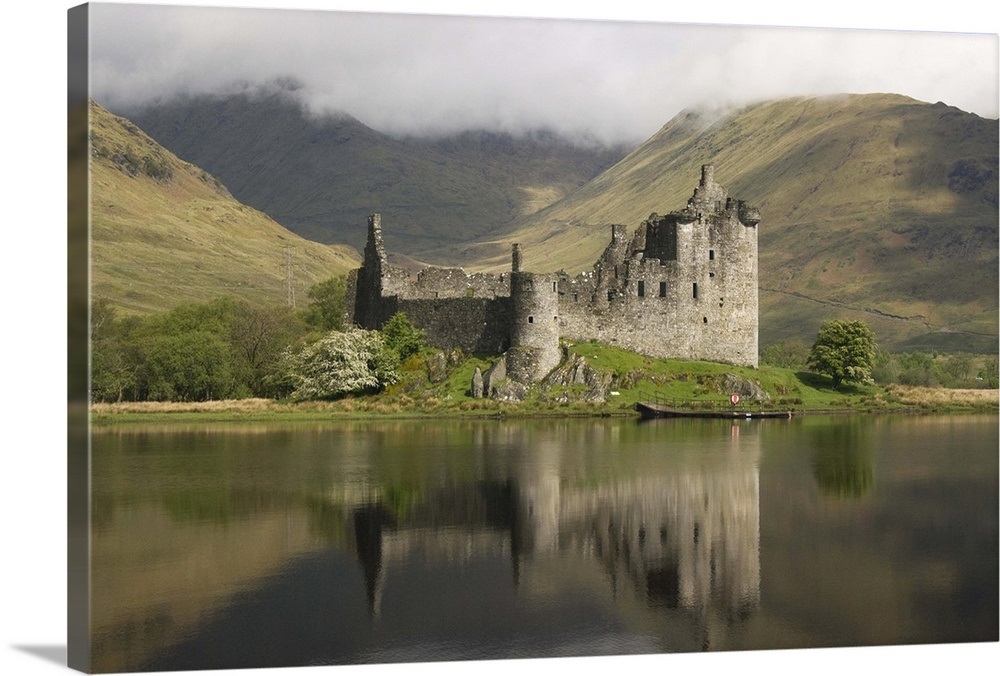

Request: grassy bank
left=90, top=341, right=998, bottom=424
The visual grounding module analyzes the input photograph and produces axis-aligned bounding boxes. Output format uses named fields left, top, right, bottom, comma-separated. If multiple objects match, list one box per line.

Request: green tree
left=228, top=301, right=303, bottom=396
left=981, top=356, right=999, bottom=388
left=943, top=353, right=974, bottom=384
left=303, top=275, right=348, bottom=331
left=871, top=350, right=902, bottom=385
left=381, top=312, right=426, bottom=361
left=278, top=328, right=399, bottom=400
left=144, top=331, right=236, bottom=401
left=807, top=320, right=878, bottom=389
left=760, top=338, right=811, bottom=369
left=91, top=300, right=145, bottom=402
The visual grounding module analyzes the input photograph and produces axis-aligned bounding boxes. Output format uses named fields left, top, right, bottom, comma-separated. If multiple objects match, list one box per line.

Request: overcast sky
left=87, top=2, right=998, bottom=145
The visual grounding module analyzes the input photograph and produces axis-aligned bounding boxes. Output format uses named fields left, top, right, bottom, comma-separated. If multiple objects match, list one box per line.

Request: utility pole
left=285, top=246, right=296, bottom=308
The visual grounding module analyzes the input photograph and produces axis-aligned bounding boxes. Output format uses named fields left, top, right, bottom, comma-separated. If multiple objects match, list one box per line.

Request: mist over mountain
left=120, top=91, right=630, bottom=259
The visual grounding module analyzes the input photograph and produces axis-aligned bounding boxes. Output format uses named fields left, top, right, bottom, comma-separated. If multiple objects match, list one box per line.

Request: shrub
left=381, top=312, right=426, bottom=361
left=278, top=328, right=399, bottom=400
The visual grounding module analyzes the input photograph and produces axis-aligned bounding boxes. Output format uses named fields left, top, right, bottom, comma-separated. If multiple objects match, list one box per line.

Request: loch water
left=89, top=414, right=999, bottom=672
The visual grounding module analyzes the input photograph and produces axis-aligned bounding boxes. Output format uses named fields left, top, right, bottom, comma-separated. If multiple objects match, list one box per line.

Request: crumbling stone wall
left=390, top=296, right=511, bottom=354
left=351, top=213, right=512, bottom=354
left=350, top=164, right=760, bottom=377
left=557, top=165, right=759, bottom=366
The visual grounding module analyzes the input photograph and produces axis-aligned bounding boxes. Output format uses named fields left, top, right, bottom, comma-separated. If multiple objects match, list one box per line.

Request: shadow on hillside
left=794, top=371, right=868, bottom=395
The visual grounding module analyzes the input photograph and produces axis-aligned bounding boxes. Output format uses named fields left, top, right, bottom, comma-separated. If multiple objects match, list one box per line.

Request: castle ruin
left=347, top=165, right=760, bottom=380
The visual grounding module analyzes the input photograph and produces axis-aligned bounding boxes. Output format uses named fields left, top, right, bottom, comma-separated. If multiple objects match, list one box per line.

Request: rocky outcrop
left=490, top=379, right=528, bottom=402
left=717, top=373, right=770, bottom=402
left=483, top=356, right=507, bottom=396
left=542, top=354, right=612, bottom=402
left=426, top=352, right=449, bottom=383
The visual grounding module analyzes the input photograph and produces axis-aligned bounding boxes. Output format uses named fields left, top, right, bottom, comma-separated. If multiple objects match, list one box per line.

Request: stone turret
left=507, top=271, right=561, bottom=383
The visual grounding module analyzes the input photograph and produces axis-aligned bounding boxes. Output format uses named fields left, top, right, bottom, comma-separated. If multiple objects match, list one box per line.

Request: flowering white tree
left=279, top=328, right=399, bottom=400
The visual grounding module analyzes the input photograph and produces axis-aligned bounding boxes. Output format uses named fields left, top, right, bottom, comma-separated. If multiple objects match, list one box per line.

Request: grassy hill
left=102, top=93, right=998, bottom=353
left=88, top=101, right=360, bottom=314
left=123, top=90, right=629, bottom=258
left=459, top=94, right=998, bottom=352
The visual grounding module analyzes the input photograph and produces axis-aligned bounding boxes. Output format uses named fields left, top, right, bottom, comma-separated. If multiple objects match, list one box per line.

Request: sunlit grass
left=92, top=340, right=998, bottom=424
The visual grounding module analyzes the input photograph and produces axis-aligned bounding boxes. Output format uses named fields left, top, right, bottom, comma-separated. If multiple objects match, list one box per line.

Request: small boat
left=636, top=401, right=793, bottom=420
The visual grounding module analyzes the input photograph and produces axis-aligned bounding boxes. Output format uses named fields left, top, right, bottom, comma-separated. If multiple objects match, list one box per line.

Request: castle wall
left=350, top=164, right=759, bottom=376
left=402, top=267, right=509, bottom=300
left=352, top=213, right=512, bottom=354
left=385, top=296, right=511, bottom=355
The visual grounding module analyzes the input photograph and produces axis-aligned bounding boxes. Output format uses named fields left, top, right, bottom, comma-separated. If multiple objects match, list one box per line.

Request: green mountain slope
left=462, top=94, right=998, bottom=352
left=124, top=91, right=629, bottom=258
left=89, top=101, right=360, bottom=314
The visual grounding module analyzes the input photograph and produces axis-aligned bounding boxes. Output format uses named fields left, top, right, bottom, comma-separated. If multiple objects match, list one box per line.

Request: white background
left=1, top=1, right=997, bottom=675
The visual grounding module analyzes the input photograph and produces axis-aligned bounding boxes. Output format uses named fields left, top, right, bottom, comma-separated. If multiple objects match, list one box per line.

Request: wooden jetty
left=635, top=401, right=793, bottom=420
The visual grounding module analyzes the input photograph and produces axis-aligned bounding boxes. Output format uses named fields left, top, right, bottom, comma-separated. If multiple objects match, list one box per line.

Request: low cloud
left=89, top=4, right=999, bottom=145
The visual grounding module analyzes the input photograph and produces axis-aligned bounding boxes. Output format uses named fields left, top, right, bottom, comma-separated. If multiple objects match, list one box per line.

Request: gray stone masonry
left=350, top=164, right=760, bottom=381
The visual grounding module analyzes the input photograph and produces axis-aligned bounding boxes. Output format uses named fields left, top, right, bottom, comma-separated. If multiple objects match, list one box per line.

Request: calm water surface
left=89, top=415, right=998, bottom=672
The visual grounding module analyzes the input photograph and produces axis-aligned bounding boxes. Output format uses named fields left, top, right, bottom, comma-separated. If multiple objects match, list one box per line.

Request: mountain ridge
left=120, top=91, right=631, bottom=257
left=99, top=92, right=998, bottom=352
left=458, top=93, right=998, bottom=351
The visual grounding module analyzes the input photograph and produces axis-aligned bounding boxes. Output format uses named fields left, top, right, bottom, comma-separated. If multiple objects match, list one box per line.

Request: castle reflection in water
left=90, top=420, right=764, bottom=670
left=347, top=423, right=760, bottom=633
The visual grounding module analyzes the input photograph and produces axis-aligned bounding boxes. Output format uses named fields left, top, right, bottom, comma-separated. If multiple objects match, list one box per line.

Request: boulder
left=471, top=367, right=484, bottom=398
left=483, top=356, right=507, bottom=396
left=426, top=352, right=449, bottom=383
left=718, top=373, right=770, bottom=402
left=490, top=378, right=528, bottom=402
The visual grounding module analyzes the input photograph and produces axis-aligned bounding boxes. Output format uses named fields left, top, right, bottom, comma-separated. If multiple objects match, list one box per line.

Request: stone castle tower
left=507, top=244, right=562, bottom=383
left=558, top=164, right=760, bottom=366
left=346, top=164, right=760, bottom=381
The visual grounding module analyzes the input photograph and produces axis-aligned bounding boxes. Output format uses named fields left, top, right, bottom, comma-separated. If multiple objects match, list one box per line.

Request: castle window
left=552, top=281, right=557, bottom=293
left=703, top=317, right=708, bottom=324
left=573, top=293, right=579, bottom=303
left=614, top=265, right=619, bottom=279
left=528, top=316, right=534, bottom=324
left=553, top=316, right=558, bottom=322
left=709, top=249, right=715, bottom=261
left=659, top=281, right=667, bottom=297
left=709, top=272, right=715, bottom=278
left=693, top=283, right=699, bottom=299
left=637, top=281, right=645, bottom=297
left=607, top=290, right=614, bottom=302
